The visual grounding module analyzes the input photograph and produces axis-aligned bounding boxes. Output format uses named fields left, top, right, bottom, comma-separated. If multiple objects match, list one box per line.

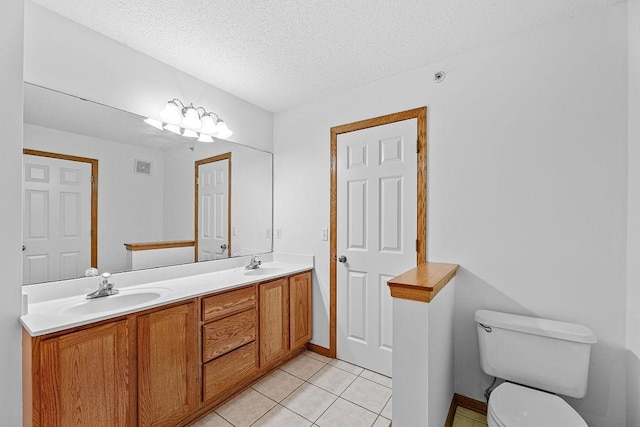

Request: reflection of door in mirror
left=195, top=153, right=231, bottom=261
left=22, top=149, right=98, bottom=284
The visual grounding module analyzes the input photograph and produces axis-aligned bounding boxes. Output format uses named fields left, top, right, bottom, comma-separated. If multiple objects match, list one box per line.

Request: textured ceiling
left=31, top=0, right=621, bottom=112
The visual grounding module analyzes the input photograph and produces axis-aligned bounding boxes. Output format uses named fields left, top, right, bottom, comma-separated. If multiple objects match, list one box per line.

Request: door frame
left=23, top=148, right=99, bottom=268
left=194, top=152, right=232, bottom=261
left=325, top=107, right=427, bottom=358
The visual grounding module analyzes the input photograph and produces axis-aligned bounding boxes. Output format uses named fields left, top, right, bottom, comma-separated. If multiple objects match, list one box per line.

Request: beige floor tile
left=281, top=383, right=338, bottom=422
left=316, top=398, right=378, bottom=427
left=303, top=350, right=332, bottom=364
left=252, top=369, right=304, bottom=402
left=372, top=416, right=391, bottom=427
left=328, top=358, right=365, bottom=375
left=252, top=404, right=313, bottom=427
left=381, top=397, right=392, bottom=420
left=456, top=407, right=487, bottom=423
left=359, top=369, right=392, bottom=389
left=189, top=411, right=233, bottom=427
left=341, top=377, right=392, bottom=414
left=215, top=388, right=276, bottom=427
left=452, top=414, right=488, bottom=427
left=280, top=354, right=326, bottom=380
left=308, top=365, right=358, bottom=395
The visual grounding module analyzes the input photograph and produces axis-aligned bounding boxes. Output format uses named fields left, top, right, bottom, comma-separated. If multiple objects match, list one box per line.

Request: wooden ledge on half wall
left=124, top=240, right=195, bottom=251
left=387, top=262, right=458, bottom=303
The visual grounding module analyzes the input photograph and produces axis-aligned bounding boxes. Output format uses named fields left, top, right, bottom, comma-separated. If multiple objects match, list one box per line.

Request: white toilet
left=475, top=309, right=597, bottom=427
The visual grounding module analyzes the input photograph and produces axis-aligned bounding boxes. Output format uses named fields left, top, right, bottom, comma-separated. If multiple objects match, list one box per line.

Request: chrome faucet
left=86, top=273, right=119, bottom=299
left=245, top=255, right=262, bottom=270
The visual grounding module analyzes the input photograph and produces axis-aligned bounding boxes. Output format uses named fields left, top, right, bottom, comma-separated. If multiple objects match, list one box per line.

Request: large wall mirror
left=22, top=83, right=273, bottom=285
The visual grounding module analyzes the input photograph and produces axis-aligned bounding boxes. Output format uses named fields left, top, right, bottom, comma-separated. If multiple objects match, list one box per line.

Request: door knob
left=220, top=243, right=228, bottom=251
left=338, top=255, right=347, bottom=263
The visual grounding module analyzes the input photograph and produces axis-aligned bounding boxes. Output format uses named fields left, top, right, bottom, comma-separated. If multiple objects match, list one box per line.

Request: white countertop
left=21, top=258, right=313, bottom=337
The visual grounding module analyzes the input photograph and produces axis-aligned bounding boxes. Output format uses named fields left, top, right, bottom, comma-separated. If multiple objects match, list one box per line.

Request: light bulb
left=163, top=123, right=182, bottom=135
left=182, top=129, right=199, bottom=138
left=160, top=101, right=182, bottom=125
left=182, top=105, right=202, bottom=130
left=215, top=119, right=233, bottom=139
left=200, top=114, right=218, bottom=135
left=198, top=133, right=214, bottom=143
left=144, top=118, right=163, bottom=130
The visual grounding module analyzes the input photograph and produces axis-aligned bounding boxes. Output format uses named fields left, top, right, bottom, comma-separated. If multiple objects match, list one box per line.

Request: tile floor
left=451, top=407, right=488, bottom=427
left=190, top=351, right=392, bottom=427
left=190, top=351, right=487, bottom=427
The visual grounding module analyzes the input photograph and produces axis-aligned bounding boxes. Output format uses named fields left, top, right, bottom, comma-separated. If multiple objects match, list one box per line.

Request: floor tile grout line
left=210, top=354, right=393, bottom=427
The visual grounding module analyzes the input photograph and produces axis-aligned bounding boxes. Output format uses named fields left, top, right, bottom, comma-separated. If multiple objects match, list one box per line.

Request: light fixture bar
left=145, top=98, right=233, bottom=143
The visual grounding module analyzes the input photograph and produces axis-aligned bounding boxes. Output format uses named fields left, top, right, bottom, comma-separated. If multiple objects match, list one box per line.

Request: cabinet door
left=39, top=319, right=134, bottom=427
left=259, top=278, right=290, bottom=366
left=290, top=271, right=312, bottom=350
left=138, top=301, right=199, bottom=427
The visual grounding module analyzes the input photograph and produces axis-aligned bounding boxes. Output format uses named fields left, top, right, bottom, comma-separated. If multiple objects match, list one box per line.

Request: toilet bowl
left=487, top=383, right=587, bottom=427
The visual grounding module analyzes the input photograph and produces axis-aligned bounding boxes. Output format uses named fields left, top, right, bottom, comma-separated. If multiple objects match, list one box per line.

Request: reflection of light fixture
left=145, top=98, right=233, bottom=143
left=182, top=129, right=199, bottom=138
left=163, top=123, right=182, bottom=135
left=198, top=133, right=214, bottom=143
left=144, top=118, right=163, bottom=130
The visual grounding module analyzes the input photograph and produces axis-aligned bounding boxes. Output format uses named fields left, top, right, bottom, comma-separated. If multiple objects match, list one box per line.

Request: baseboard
left=306, top=343, right=332, bottom=358
left=454, top=393, right=487, bottom=415
left=444, top=396, right=458, bottom=427
left=444, top=393, right=488, bottom=427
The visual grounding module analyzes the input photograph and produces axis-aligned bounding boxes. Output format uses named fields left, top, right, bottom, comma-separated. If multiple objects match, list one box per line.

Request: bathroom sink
left=241, top=267, right=285, bottom=276
left=62, top=288, right=170, bottom=316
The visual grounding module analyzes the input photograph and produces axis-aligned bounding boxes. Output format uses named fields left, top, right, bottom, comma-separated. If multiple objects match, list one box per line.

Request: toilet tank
left=475, top=310, right=596, bottom=398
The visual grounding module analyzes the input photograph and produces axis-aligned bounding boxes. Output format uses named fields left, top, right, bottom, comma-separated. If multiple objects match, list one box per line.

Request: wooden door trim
left=23, top=149, right=99, bottom=269
left=329, top=107, right=427, bottom=358
left=194, top=152, right=232, bottom=262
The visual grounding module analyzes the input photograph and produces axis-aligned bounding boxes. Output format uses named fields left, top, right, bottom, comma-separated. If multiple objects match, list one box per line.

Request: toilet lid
left=489, top=383, right=587, bottom=427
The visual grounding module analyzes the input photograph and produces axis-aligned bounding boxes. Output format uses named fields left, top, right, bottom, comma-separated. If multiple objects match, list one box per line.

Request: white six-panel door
left=197, top=159, right=229, bottom=261
left=336, top=119, right=417, bottom=376
left=23, top=154, right=92, bottom=284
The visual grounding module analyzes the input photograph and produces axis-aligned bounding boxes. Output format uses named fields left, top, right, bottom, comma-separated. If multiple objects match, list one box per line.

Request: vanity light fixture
left=148, top=98, right=234, bottom=143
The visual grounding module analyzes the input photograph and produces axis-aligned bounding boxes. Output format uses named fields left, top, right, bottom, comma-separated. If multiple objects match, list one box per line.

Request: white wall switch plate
left=232, top=226, right=237, bottom=236
left=266, top=228, right=272, bottom=238
left=275, top=228, right=282, bottom=239
left=321, top=227, right=328, bottom=241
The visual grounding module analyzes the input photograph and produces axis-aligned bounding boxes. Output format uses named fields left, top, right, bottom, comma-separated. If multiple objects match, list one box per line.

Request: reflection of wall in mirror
left=24, top=123, right=165, bottom=275
left=163, top=142, right=272, bottom=257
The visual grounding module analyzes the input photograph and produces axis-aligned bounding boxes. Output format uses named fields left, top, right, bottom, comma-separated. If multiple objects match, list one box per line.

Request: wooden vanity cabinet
left=259, top=271, right=313, bottom=366
left=138, top=300, right=199, bottom=427
left=289, top=271, right=313, bottom=350
left=259, top=277, right=290, bottom=367
left=201, top=286, right=258, bottom=403
left=24, top=269, right=312, bottom=427
left=25, top=318, right=136, bottom=427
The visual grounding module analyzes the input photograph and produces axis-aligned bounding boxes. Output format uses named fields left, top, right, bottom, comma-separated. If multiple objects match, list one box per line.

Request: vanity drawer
left=203, top=308, right=256, bottom=362
left=202, top=285, right=256, bottom=322
left=202, top=342, right=257, bottom=402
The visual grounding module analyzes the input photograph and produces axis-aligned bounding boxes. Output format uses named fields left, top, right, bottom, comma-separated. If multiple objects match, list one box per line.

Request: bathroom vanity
left=21, top=259, right=313, bottom=427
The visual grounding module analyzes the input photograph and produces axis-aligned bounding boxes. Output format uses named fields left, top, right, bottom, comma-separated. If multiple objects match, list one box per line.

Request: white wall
left=23, top=1, right=273, bottom=152
left=627, top=0, right=640, bottom=425
left=274, top=5, right=628, bottom=426
left=0, top=0, right=24, bottom=423
left=24, top=124, right=165, bottom=274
